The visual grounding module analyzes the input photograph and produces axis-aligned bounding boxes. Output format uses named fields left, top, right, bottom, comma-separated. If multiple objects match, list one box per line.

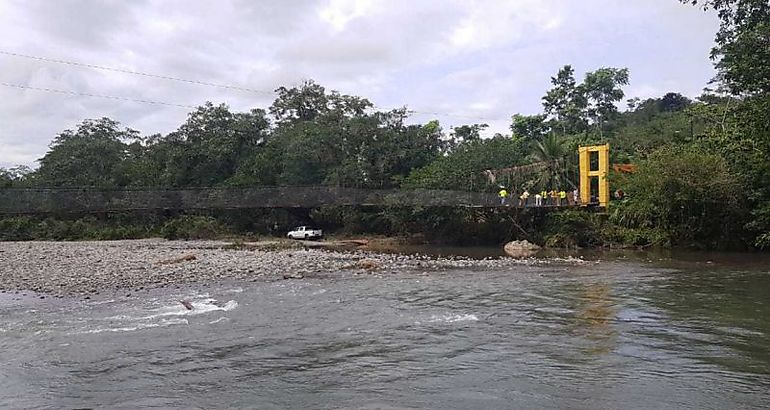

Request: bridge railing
left=0, top=187, right=509, bottom=213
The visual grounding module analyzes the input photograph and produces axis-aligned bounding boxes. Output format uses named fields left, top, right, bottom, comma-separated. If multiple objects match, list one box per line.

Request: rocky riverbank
left=0, top=239, right=584, bottom=299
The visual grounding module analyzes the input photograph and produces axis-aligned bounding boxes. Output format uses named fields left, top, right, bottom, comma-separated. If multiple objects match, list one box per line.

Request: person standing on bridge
left=498, top=187, right=509, bottom=205
left=559, top=190, right=567, bottom=206
left=535, top=192, right=543, bottom=207
left=519, top=190, right=530, bottom=207
left=573, top=188, right=580, bottom=205
left=549, top=190, right=558, bottom=206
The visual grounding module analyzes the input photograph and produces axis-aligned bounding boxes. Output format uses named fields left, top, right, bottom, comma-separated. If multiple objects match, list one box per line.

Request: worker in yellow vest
left=559, top=190, right=567, bottom=206
left=498, top=187, right=509, bottom=205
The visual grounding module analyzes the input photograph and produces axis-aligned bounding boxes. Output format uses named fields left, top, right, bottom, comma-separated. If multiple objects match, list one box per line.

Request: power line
left=0, top=49, right=275, bottom=95
left=1, top=49, right=512, bottom=123
left=405, top=109, right=508, bottom=123
left=371, top=104, right=509, bottom=123
left=2, top=81, right=511, bottom=123
left=0, top=82, right=196, bottom=109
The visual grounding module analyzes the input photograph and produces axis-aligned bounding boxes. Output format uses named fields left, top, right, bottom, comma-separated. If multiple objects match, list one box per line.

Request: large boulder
left=504, top=240, right=540, bottom=258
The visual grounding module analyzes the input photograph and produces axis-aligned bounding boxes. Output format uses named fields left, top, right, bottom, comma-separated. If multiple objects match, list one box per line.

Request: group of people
left=498, top=187, right=580, bottom=207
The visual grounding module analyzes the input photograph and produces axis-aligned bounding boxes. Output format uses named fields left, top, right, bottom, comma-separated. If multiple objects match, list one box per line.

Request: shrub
left=160, top=215, right=228, bottom=240
left=542, top=210, right=603, bottom=248
left=0, top=216, right=38, bottom=240
left=611, top=145, right=748, bottom=249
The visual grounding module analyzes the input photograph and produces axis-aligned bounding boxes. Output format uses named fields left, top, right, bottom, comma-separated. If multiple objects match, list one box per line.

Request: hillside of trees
left=2, top=0, right=768, bottom=249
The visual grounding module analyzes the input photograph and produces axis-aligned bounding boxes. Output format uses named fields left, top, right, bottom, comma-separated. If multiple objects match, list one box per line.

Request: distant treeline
left=2, top=0, right=768, bottom=249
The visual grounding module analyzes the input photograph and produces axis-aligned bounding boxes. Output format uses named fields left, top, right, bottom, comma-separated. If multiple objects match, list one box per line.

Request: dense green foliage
left=1, top=2, right=768, bottom=249
left=403, top=136, right=525, bottom=190
left=610, top=145, right=748, bottom=248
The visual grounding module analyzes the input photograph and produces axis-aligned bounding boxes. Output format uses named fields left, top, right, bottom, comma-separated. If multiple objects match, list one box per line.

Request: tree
left=450, top=123, right=488, bottom=145
left=35, top=118, right=140, bottom=187
left=403, top=136, right=526, bottom=191
left=270, top=80, right=329, bottom=123
left=542, top=65, right=588, bottom=134
left=529, top=133, right=575, bottom=190
left=682, top=0, right=770, bottom=95
left=658, top=92, right=693, bottom=112
left=511, top=114, right=549, bottom=141
left=583, top=67, right=630, bottom=136
left=0, top=166, right=32, bottom=188
left=326, top=115, right=445, bottom=188
left=269, top=80, right=373, bottom=124
left=158, top=103, right=270, bottom=186
left=612, top=144, right=747, bottom=248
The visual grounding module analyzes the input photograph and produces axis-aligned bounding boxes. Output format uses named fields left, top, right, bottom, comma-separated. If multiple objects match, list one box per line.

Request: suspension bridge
left=0, top=186, right=585, bottom=214
left=0, top=145, right=613, bottom=214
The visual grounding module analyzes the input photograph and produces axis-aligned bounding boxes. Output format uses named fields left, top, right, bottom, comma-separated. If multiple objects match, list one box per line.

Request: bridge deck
left=0, top=187, right=584, bottom=214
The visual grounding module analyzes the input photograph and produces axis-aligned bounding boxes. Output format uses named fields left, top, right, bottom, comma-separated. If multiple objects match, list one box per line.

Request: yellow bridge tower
left=578, top=144, right=610, bottom=207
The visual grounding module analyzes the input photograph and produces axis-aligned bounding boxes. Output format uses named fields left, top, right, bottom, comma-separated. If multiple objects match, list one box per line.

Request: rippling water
left=1, top=252, right=769, bottom=409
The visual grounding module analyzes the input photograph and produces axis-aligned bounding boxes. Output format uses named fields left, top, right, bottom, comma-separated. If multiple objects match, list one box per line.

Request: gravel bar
left=0, top=239, right=580, bottom=299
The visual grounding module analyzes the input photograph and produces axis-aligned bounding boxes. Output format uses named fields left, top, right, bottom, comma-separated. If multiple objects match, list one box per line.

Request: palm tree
left=529, top=134, right=575, bottom=190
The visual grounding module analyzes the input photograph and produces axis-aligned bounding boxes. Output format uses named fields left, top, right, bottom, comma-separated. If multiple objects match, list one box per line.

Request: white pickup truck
left=287, top=226, right=323, bottom=240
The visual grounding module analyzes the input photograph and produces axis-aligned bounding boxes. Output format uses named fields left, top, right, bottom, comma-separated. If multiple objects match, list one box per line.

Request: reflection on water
left=0, top=251, right=769, bottom=409
left=576, top=282, right=617, bottom=355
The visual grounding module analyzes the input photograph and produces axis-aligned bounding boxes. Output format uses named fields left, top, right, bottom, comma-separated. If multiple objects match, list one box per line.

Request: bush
left=611, top=145, right=748, bottom=249
left=160, top=215, right=228, bottom=240
left=599, top=224, right=670, bottom=248
left=542, top=210, right=603, bottom=248
left=0, top=216, right=38, bottom=240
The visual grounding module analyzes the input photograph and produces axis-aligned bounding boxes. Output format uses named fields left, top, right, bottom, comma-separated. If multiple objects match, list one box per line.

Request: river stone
left=504, top=240, right=540, bottom=258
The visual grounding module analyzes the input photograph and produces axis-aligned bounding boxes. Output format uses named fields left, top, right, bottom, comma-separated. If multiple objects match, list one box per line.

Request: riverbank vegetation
left=1, top=0, right=767, bottom=250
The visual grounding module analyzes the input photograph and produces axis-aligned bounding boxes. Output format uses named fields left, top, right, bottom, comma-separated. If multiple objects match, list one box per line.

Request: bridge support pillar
left=578, top=144, right=609, bottom=207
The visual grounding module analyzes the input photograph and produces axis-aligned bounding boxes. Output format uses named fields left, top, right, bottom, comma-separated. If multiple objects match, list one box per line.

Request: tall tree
left=35, top=118, right=140, bottom=187
left=682, top=0, right=770, bottom=95
left=684, top=0, right=770, bottom=247
left=529, top=134, right=574, bottom=190
left=658, top=92, right=693, bottom=112
left=162, top=103, right=270, bottom=186
left=583, top=67, right=630, bottom=136
left=450, top=123, right=488, bottom=145
left=511, top=114, right=549, bottom=141
left=542, top=65, right=588, bottom=134
left=269, top=80, right=373, bottom=124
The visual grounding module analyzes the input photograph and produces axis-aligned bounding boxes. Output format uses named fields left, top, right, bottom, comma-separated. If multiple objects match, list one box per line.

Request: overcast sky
left=0, top=0, right=719, bottom=168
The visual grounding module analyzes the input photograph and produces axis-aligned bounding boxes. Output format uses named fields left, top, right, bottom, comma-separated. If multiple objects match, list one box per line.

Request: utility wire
left=0, top=49, right=512, bottom=122
left=371, top=105, right=509, bottom=123
left=0, top=82, right=196, bottom=109
left=0, top=49, right=275, bottom=95
left=405, top=109, right=506, bottom=123
left=2, top=81, right=509, bottom=122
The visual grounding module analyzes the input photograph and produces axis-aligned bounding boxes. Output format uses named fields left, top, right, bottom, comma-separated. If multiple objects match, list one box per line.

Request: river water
left=1, top=250, right=769, bottom=409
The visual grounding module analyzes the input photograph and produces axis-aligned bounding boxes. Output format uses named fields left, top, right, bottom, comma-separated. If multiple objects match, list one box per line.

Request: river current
left=1, top=250, right=769, bottom=409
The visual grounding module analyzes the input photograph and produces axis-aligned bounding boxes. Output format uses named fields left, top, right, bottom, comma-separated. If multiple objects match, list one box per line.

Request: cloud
left=0, top=0, right=719, bottom=167
left=448, top=0, right=564, bottom=52
left=318, top=0, right=378, bottom=31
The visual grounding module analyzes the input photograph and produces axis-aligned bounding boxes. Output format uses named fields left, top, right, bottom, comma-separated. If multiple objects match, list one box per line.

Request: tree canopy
left=4, top=0, right=770, bottom=250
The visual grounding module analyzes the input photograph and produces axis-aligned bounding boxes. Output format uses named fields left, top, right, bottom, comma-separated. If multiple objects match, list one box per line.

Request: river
left=1, top=249, right=769, bottom=409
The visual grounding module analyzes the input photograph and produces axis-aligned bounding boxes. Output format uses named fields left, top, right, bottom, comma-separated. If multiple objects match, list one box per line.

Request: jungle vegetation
left=1, top=0, right=768, bottom=249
